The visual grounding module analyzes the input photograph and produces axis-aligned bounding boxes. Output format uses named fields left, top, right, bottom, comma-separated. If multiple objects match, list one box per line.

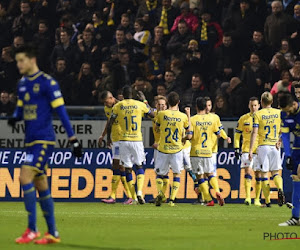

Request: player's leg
left=120, top=165, right=133, bottom=204
left=15, top=165, right=40, bottom=244
left=241, top=153, right=253, bottom=205
left=102, top=159, right=120, bottom=204
left=254, top=171, right=262, bottom=206
left=125, top=168, right=138, bottom=204
left=279, top=159, right=300, bottom=226
left=132, top=141, right=146, bottom=204
left=34, top=172, right=60, bottom=244
left=168, top=151, right=183, bottom=207
left=190, top=157, right=206, bottom=205
left=154, top=151, right=170, bottom=206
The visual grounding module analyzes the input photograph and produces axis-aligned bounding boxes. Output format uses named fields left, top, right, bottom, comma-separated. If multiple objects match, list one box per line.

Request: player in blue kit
left=8, top=45, right=82, bottom=244
left=278, top=93, right=300, bottom=226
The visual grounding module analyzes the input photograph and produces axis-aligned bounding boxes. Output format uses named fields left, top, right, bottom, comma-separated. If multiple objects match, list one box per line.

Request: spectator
left=51, top=29, right=79, bottom=74
left=290, top=56, right=300, bottom=81
left=133, top=18, right=151, bottom=56
left=290, top=4, right=300, bottom=53
left=163, top=70, right=179, bottom=94
left=0, top=91, right=14, bottom=117
left=77, top=28, right=101, bottom=73
left=214, top=33, right=241, bottom=82
left=170, top=2, right=198, bottom=33
left=56, top=0, right=74, bottom=18
left=181, top=73, right=209, bottom=115
left=94, top=61, right=114, bottom=95
left=12, top=0, right=37, bottom=41
left=213, top=95, right=232, bottom=118
left=0, top=46, right=20, bottom=93
left=0, top=3, right=13, bottom=52
left=264, top=0, right=295, bottom=51
left=132, top=77, right=154, bottom=105
left=145, top=45, right=165, bottom=87
left=12, top=36, right=25, bottom=49
left=54, top=14, right=76, bottom=45
left=149, top=26, right=168, bottom=56
left=275, top=38, right=295, bottom=66
left=74, top=62, right=95, bottom=105
left=294, top=83, right=300, bottom=101
left=52, top=58, right=74, bottom=105
left=266, top=69, right=292, bottom=92
left=167, top=19, right=194, bottom=58
left=224, top=0, right=259, bottom=49
left=77, top=0, right=97, bottom=28
left=243, top=30, right=273, bottom=63
left=282, top=0, right=300, bottom=16
left=170, top=58, right=188, bottom=91
left=155, top=0, right=180, bottom=36
left=269, top=53, right=291, bottom=85
left=118, top=13, right=135, bottom=36
left=227, top=77, right=248, bottom=117
left=136, top=0, right=160, bottom=31
left=241, top=52, right=270, bottom=99
left=33, top=20, right=52, bottom=72
left=156, top=83, right=167, bottom=96
left=270, top=79, right=292, bottom=96
left=194, top=8, right=223, bottom=55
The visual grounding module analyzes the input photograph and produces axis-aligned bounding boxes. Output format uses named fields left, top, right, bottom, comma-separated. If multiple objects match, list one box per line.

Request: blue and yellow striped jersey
left=13, top=71, right=74, bottom=146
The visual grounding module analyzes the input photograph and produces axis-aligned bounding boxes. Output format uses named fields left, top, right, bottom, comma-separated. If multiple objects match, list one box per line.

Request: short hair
left=178, top=19, right=187, bottom=26
left=167, top=92, right=180, bottom=107
left=93, top=11, right=102, bottom=19
left=135, top=77, right=144, bottom=82
left=171, top=58, right=182, bottom=69
left=99, top=90, right=111, bottom=102
left=121, top=13, right=129, bottom=19
left=157, top=83, right=167, bottom=89
left=204, top=96, right=211, bottom=102
left=122, top=85, right=133, bottom=99
left=223, top=32, right=232, bottom=38
left=116, top=27, right=125, bottom=34
left=135, top=18, right=145, bottom=27
left=272, top=0, right=282, bottom=7
left=253, top=30, right=263, bottom=34
left=294, top=83, right=300, bottom=89
left=21, top=0, right=30, bottom=5
left=154, top=26, right=163, bottom=32
left=261, top=92, right=273, bottom=106
left=83, top=28, right=93, bottom=34
left=165, top=70, right=175, bottom=75
left=249, top=96, right=259, bottom=102
left=14, top=44, right=37, bottom=58
left=156, top=95, right=167, bottom=103
left=102, top=61, right=112, bottom=71
left=196, top=97, right=207, bottom=111
left=1, top=90, right=9, bottom=95
left=278, top=92, right=294, bottom=108
left=192, top=73, right=202, bottom=80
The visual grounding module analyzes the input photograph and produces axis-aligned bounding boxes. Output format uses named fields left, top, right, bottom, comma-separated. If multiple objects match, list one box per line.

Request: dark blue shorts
left=23, top=144, right=54, bottom=177
left=291, top=149, right=300, bottom=175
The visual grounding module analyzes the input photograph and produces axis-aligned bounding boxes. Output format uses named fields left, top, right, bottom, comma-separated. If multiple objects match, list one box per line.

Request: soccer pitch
left=0, top=202, right=299, bottom=250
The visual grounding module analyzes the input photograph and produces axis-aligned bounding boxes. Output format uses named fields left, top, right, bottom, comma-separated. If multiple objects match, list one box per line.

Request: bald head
left=272, top=1, right=282, bottom=14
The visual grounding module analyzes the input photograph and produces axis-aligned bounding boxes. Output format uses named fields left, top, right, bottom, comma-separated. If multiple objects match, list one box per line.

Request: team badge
left=24, top=92, right=30, bottom=101
left=33, top=83, right=40, bottom=93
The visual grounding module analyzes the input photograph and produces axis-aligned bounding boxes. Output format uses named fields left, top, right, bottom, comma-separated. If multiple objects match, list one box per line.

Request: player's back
left=17, top=71, right=63, bottom=145
left=157, top=109, right=189, bottom=154
left=254, top=108, right=281, bottom=146
left=190, top=113, right=220, bottom=157
left=113, top=99, right=149, bottom=141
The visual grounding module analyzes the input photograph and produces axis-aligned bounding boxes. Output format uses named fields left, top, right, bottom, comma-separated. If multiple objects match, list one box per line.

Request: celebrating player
left=278, top=93, right=300, bottom=226
left=190, top=97, right=225, bottom=206
left=249, top=92, right=284, bottom=207
left=154, top=92, right=192, bottom=207
left=8, top=45, right=82, bottom=244
left=99, top=91, right=133, bottom=204
left=107, top=86, right=154, bottom=204
left=234, top=97, right=262, bottom=206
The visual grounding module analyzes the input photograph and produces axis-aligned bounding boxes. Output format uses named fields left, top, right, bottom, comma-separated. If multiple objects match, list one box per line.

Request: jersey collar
left=27, top=71, right=42, bottom=81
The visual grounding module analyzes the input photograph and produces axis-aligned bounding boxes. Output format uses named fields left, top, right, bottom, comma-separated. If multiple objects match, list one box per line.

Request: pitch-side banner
left=0, top=148, right=292, bottom=203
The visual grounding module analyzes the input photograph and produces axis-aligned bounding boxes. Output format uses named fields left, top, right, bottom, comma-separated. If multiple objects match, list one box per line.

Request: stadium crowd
left=0, top=0, right=300, bottom=117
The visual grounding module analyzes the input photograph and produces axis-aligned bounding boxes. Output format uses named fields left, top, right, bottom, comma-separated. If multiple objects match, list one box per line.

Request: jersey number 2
left=264, top=125, right=276, bottom=139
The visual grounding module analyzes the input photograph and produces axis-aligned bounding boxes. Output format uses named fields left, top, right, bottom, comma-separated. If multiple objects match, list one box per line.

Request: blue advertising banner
left=0, top=148, right=293, bottom=203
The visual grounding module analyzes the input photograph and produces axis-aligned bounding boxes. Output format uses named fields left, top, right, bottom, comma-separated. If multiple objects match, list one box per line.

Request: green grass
left=0, top=202, right=299, bottom=250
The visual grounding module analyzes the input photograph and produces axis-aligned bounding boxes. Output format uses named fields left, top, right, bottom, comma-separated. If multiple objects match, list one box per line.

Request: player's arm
left=281, top=118, right=293, bottom=170
left=107, top=112, right=117, bottom=147
left=98, top=120, right=108, bottom=147
left=234, top=117, right=243, bottom=159
left=137, top=91, right=155, bottom=118
left=47, top=79, right=82, bottom=157
left=249, top=115, right=258, bottom=161
left=183, top=113, right=193, bottom=142
left=218, top=117, right=231, bottom=143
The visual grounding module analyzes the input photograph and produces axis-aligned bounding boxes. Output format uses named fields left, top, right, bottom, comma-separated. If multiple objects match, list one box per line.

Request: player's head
left=196, top=97, right=207, bottom=112
left=278, top=92, right=297, bottom=115
left=122, top=85, right=133, bottom=99
left=261, top=92, right=273, bottom=107
left=204, top=96, right=212, bottom=113
left=249, top=97, right=260, bottom=113
left=294, top=83, right=300, bottom=101
left=14, top=44, right=38, bottom=75
left=167, top=92, right=180, bottom=108
left=155, top=95, right=167, bottom=111
left=100, top=90, right=115, bottom=107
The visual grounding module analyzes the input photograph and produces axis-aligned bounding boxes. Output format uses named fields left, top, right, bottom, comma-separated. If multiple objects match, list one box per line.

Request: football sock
left=199, top=178, right=212, bottom=201
left=126, top=172, right=137, bottom=200
left=110, top=169, right=121, bottom=200
left=38, top=189, right=58, bottom=237
left=255, top=177, right=262, bottom=200
left=136, top=168, right=145, bottom=196
left=162, top=176, right=169, bottom=194
left=156, top=175, right=164, bottom=194
left=261, top=177, right=271, bottom=204
left=209, top=176, right=220, bottom=193
left=170, top=177, right=180, bottom=201
left=22, top=183, right=37, bottom=232
left=121, top=170, right=132, bottom=199
left=292, top=181, right=300, bottom=219
left=273, top=174, right=283, bottom=191
left=244, top=174, right=252, bottom=200
left=187, top=170, right=197, bottom=182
